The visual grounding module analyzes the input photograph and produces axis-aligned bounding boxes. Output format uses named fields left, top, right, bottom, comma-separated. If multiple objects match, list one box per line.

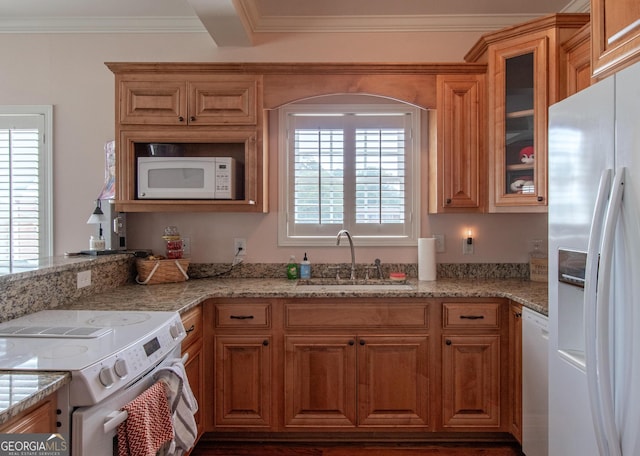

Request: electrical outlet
left=77, top=270, right=91, bottom=288
left=433, top=234, right=445, bottom=253
left=462, top=238, right=474, bottom=255
left=234, top=238, right=247, bottom=256
left=182, top=237, right=191, bottom=256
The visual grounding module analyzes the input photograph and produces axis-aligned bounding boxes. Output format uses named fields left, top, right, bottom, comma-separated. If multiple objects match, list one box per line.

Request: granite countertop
left=0, top=372, right=70, bottom=426
left=58, top=277, right=548, bottom=316
left=0, top=276, right=547, bottom=425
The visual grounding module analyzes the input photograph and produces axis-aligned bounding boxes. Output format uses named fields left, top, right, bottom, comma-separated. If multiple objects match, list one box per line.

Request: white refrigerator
left=548, top=61, right=640, bottom=455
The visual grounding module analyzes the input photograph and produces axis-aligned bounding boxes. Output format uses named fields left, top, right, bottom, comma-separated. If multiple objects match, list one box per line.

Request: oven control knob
left=98, top=367, right=115, bottom=387
left=169, top=323, right=182, bottom=340
left=114, top=359, right=129, bottom=378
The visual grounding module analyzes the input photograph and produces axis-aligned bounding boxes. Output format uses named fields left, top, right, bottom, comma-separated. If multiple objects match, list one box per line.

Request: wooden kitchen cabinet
left=430, top=73, right=485, bottom=213
left=440, top=301, right=507, bottom=430
left=214, top=335, right=272, bottom=428
left=284, top=334, right=430, bottom=428
left=0, top=395, right=57, bottom=433
left=284, top=300, right=431, bottom=430
left=592, top=0, right=640, bottom=79
left=119, top=77, right=258, bottom=126
left=508, top=302, right=523, bottom=443
left=107, top=63, right=267, bottom=213
left=206, top=300, right=273, bottom=430
left=284, top=335, right=357, bottom=427
left=562, top=23, right=593, bottom=97
left=465, top=14, right=589, bottom=213
left=181, top=304, right=204, bottom=443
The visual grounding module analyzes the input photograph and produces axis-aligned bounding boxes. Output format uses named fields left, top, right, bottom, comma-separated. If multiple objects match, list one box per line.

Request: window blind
left=280, top=103, right=420, bottom=246
left=0, top=113, right=46, bottom=269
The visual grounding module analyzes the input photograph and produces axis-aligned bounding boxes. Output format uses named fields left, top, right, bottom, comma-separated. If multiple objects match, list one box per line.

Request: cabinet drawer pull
left=230, top=315, right=254, bottom=320
left=460, top=315, right=484, bottom=320
left=185, top=324, right=195, bottom=334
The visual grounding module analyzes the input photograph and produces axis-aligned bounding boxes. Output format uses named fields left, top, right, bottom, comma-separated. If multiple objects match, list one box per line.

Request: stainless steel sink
left=296, top=278, right=413, bottom=292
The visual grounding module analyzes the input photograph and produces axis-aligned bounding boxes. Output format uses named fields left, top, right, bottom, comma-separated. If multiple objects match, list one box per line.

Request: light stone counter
left=0, top=276, right=547, bottom=425
left=0, top=372, right=70, bottom=426
left=58, top=277, right=548, bottom=316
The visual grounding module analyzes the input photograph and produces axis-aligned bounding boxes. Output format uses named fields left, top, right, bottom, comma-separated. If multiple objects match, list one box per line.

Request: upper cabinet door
left=489, top=36, right=548, bottom=212
left=189, top=78, right=258, bottom=126
left=120, top=80, right=188, bottom=125
left=430, top=74, right=484, bottom=213
left=592, top=0, right=640, bottom=78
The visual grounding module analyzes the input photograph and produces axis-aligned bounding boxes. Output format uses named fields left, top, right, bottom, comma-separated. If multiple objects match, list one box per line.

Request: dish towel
left=154, top=359, right=199, bottom=456
left=117, top=381, right=174, bottom=456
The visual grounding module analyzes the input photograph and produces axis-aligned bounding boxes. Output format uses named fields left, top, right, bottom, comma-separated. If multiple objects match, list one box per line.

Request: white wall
left=0, top=30, right=547, bottom=264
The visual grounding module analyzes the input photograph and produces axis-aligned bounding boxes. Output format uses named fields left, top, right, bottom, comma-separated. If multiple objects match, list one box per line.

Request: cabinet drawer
left=215, top=303, right=271, bottom=328
left=442, top=303, right=500, bottom=329
left=285, top=303, right=429, bottom=329
left=181, top=305, right=203, bottom=349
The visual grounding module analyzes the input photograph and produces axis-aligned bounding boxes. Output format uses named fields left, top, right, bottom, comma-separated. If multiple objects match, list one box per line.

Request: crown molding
left=0, top=17, right=204, bottom=33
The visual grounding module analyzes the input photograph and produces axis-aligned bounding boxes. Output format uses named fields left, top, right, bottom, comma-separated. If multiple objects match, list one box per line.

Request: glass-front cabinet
left=491, top=38, right=548, bottom=211
left=466, top=14, right=589, bottom=213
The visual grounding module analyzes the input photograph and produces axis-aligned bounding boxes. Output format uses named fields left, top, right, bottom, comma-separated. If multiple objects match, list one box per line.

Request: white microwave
left=137, top=156, right=239, bottom=199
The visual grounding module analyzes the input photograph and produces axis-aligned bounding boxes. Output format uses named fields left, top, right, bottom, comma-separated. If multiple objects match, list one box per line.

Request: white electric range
left=0, top=309, right=187, bottom=455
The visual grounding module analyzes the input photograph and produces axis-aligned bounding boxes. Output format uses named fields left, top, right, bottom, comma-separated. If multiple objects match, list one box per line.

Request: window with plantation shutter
left=279, top=102, right=420, bottom=246
left=0, top=106, right=52, bottom=273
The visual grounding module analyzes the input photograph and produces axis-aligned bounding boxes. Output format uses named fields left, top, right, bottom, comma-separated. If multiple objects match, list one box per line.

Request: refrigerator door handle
left=596, top=167, right=625, bottom=456
left=584, top=168, right=613, bottom=456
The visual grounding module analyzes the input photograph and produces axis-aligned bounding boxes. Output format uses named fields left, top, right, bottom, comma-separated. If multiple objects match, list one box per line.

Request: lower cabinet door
left=284, top=335, right=357, bottom=427
left=357, top=335, right=430, bottom=427
left=214, top=335, right=272, bottom=427
left=442, top=335, right=501, bottom=428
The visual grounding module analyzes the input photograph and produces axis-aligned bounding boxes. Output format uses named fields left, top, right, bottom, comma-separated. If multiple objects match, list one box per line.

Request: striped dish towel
left=117, top=381, right=174, bottom=456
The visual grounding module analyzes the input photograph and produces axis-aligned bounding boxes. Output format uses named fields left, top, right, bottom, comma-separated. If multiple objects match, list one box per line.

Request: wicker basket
left=135, top=258, right=190, bottom=285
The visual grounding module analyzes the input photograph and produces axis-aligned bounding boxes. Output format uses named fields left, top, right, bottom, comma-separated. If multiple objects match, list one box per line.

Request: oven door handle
left=104, top=410, right=128, bottom=433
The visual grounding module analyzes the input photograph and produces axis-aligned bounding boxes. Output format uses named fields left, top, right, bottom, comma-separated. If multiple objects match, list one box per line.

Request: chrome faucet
left=336, top=229, right=356, bottom=280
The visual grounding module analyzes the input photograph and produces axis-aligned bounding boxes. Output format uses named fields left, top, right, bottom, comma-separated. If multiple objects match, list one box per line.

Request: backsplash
left=187, top=262, right=530, bottom=280
left=0, top=255, right=134, bottom=323
left=0, top=256, right=528, bottom=322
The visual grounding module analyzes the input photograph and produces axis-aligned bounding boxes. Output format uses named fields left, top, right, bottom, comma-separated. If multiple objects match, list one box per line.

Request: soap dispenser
left=299, top=253, right=311, bottom=279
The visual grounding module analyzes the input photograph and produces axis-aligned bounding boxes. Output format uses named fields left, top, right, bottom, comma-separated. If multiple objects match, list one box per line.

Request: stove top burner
left=0, top=325, right=111, bottom=338
left=86, top=312, right=150, bottom=327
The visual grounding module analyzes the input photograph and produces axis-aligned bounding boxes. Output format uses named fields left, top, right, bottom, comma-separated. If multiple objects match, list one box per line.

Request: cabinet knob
left=178, top=116, right=184, bottom=122
left=262, top=340, right=269, bottom=346
left=185, top=324, right=195, bottom=334
left=359, top=339, right=366, bottom=346
left=445, top=339, right=452, bottom=346
left=190, top=116, right=196, bottom=122
left=537, top=196, right=544, bottom=202
left=348, top=340, right=355, bottom=346
left=446, top=198, right=452, bottom=205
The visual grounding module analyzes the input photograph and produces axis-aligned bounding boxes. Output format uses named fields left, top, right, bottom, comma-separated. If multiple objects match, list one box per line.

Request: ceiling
left=0, top=0, right=590, bottom=47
